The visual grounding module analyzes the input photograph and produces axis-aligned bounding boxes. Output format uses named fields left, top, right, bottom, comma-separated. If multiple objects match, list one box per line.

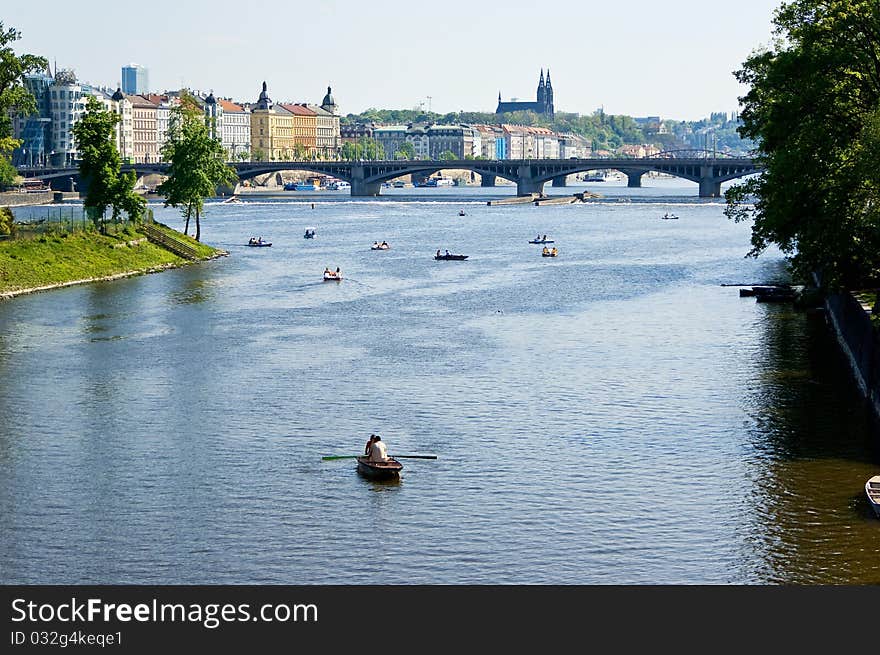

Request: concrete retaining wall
left=0, top=191, right=53, bottom=207
left=825, top=292, right=880, bottom=419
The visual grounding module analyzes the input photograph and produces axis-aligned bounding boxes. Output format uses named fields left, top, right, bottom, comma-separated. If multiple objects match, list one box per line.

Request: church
left=496, top=70, right=555, bottom=117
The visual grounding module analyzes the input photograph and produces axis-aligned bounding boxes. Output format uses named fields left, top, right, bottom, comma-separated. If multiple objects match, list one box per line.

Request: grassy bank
left=0, top=223, right=224, bottom=297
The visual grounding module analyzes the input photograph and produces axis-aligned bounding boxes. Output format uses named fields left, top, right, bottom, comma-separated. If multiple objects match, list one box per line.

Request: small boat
left=323, top=270, right=343, bottom=281
left=458, top=210, right=467, bottom=216
left=661, top=213, right=679, bottom=220
left=247, top=238, right=271, bottom=247
left=529, top=238, right=554, bottom=245
left=223, top=195, right=242, bottom=204
left=435, top=253, right=468, bottom=261
left=357, top=456, right=403, bottom=480
left=865, top=476, right=880, bottom=517
left=304, top=229, right=316, bottom=239
left=542, top=248, right=558, bottom=258
left=753, top=286, right=797, bottom=303
left=371, top=242, right=390, bottom=250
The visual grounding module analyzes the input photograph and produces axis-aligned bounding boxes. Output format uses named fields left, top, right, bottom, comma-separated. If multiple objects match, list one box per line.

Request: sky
left=8, top=0, right=783, bottom=121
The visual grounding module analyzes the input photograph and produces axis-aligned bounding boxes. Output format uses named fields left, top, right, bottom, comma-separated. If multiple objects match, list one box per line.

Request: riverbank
left=824, top=290, right=880, bottom=421
left=0, top=222, right=225, bottom=300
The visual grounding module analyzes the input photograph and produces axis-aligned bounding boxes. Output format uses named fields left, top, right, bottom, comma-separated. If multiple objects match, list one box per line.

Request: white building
left=47, top=70, right=87, bottom=166
left=218, top=99, right=251, bottom=161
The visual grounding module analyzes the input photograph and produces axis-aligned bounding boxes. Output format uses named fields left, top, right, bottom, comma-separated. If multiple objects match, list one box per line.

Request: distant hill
left=343, top=108, right=754, bottom=155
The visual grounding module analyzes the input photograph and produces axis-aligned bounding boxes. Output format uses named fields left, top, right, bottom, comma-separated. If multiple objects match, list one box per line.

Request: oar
left=321, top=454, right=438, bottom=461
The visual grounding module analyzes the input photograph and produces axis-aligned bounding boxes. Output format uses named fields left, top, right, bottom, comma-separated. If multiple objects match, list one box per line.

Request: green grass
left=0, top=224, right=223, bottom=294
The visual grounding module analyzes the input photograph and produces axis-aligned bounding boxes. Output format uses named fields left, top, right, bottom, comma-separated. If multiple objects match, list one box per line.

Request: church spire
left=537, top=69, right=546, bottom=104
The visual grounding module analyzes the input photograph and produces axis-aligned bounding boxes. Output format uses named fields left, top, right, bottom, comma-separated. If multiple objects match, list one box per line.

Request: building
left=250, top=82, right=296, bottom=160
left=427, top=124, right=475, bottom=159
left=218, top=98, right=251, bottom=161
left=106, top=87, right=134, bottom=163
left=278, top=104, right=317, bottom=157
left=341, top=122, right=373, bottom=144
left=142, top=94, right=176, bottom=159
left=121, top=64, right=149, bottom=95
left=472, top=124, right=506, bottom=159
left=11, top=72, right=53, bottom=166
left=558, top=133, right=591, bottom=159
left=129, top=94, right=159, bottom=163
left=496, top=69, right=555, bottom=117
left=47, top=70, right=88, bottom=166
left=373, top=125, right=407, bottom=159
left=304, top=87, right=340, bottom=159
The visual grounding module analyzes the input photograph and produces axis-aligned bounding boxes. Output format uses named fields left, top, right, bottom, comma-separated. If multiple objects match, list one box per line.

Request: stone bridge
left=18, top=156, right=761, bottom=198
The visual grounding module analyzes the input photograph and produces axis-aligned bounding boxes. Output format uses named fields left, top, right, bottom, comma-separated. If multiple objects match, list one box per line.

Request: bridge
left=18, top=152, right=760, bottom=198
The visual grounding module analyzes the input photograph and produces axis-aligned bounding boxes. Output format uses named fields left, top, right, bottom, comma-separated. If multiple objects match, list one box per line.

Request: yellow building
left=249, top=82, right=296, bottom=160
left=279, top=103, right=317, bottom=157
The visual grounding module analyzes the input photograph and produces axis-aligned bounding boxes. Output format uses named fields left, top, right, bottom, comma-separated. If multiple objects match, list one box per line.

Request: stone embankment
left=824, top=291, right=880, bottom=420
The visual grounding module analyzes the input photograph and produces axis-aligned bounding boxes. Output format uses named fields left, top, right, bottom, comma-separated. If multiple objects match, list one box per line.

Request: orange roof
left=279, top=103, right=316, bottom=116
left=218, top=98, right=245, bottom=112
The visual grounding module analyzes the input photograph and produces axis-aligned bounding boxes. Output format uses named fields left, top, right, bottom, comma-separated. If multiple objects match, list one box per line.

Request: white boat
left=371, top=242, right=390, bottom=250
left=867, top=475, right=880, bottom=518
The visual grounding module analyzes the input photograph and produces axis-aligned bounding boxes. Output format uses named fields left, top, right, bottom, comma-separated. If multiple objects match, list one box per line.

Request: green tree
left=0, top=153, right=19, bottom=190
left=359, top=137, right=384, bottom=160
left=725, top=0, right=880, bottom=287
left=0, top=22, right=49, bottom=181
left=439, top=150, right=456, bottom=161
left=395, top=141, right=415, bottom=160
left=73, top=96, right=145, bottom=229
left=0, top=206, right=15, bottom=236
left=157, top=94, right=238, bottom=241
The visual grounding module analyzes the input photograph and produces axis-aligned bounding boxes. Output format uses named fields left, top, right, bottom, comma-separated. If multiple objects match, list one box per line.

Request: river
left=1, top=180, right=878, bottom=584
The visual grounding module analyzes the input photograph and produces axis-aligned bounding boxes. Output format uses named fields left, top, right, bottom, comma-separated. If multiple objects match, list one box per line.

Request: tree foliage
left=725, top=0, right=880, bottom=287
left=73, top=96, right=145, bottom=227
left=157, top=93, right=237, bottom=241
left=0, top=22, right=49, bottom=184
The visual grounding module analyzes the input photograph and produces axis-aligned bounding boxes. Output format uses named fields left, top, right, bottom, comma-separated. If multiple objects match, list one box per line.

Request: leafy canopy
left=157, top=93, right=237, bottom=240
left=726, top=0, right=880, bottom=287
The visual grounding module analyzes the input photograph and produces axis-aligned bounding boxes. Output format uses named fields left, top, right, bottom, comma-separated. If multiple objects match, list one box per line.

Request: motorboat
left=247, top=238, right=271, bottom=247
left=357, top=456, right=403, bottom=480
left=866, top=475, right=880, bottom=518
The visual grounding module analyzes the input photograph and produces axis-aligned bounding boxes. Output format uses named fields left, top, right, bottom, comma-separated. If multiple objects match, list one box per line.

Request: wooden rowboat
left=867, top=475, right=880, bottom=518
left=357, top=456, right=403, bottom=479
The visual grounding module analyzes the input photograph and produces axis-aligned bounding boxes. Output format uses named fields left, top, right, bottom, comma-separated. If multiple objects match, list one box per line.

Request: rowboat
left=867, top=475, right=880, bottom=518
left=304, top=229, right=316, bottom=239
left=435, top=254, right=468, bottom=261
left=661, top=213, right=679, bottom=220
left=357, top=456, right=403, bottom=480
left=371, top=243, right=390, bottom=250
left=247, top=239, right=271, bottom=247
left=323, top=271, right=342, bottom=281
left=529, top=239, right=554, bottom=244
left=542, top=249, right=558, bottom=257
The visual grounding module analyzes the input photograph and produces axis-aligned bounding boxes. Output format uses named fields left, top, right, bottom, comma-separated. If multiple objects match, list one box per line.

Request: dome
left=321, top=86, right=336, bottom=108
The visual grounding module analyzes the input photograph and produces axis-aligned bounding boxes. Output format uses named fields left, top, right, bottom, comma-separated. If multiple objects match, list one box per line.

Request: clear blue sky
left=8, top=0, right=783, bottom=120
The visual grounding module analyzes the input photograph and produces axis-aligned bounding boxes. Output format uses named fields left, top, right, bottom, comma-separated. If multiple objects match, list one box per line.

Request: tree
left=0, top=154, right=19, bottom=190
left=157, top=93, right=238, bottom=241
left=0, top=206, right=15, bottom=236
left=73, top=96, right=145, bottom=228
left=439, top=150, right=456, bottom=161
left=726, top=0, right=880, bottom=287
left=395, top=141, right=415, bottom=160
left=0, top=23, right=48, bottom=180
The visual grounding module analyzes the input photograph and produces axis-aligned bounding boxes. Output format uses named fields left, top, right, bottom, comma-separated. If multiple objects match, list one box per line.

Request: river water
left=1, top=180, right=878, bottom=584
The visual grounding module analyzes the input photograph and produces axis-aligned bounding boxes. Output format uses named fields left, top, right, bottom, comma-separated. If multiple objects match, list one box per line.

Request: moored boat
left=357, top=456, right=403, bottom=479
left=866, top=475, right=880, bottom=518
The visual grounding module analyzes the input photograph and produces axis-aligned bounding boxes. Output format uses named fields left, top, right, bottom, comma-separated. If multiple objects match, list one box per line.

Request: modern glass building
left=121, top=64, right=149, bottom=95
